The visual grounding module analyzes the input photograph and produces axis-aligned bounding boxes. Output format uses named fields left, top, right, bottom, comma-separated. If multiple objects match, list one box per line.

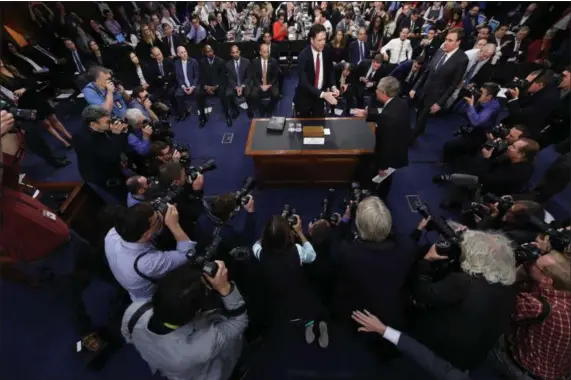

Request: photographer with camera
left=124, top=108, right=153, bottom=156
left=121, top=262, right=248, bottom=380
left=73, top=105, right=130, bottom=204
left=504, top=69, right=560, bottom=139
left=105, top=203, right=196, bottom=301
left=442, top=82, right=502, bottom=164
left=128, top=86, right=160, bottom=122
left=147, top=140, right=190, bottom=177
left=82, top=66, right=131, bottom=118
left=491, top=249, right=571, bottom=380
left=409, top=226, right=517, bottom=371
left=126, top=175, right=151, bottom=207
left=539, top=65, right=570, bottom=149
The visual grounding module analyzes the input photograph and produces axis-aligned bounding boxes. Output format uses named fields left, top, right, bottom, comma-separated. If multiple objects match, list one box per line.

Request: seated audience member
left=355, top=54, right=390, bottom=108
left=206, top=15, right=227, bottom=42
left=150, top=14, right=166, bottom=39
left=329, top=30, right=349, bottom=63
left=160, top=8, right=177, bottom=29
left=526, top=28, right=556, bottom=66
left=250, top=43, right=280, bottom=117
left=490, top=24, right=513, bottom=64
left=83, top=66, right=131, bottom=118
left=409, top=229, right=517, bottom=371
left=0, top=59, right=72, bottom=149
left=73, top=105, right=129, bottom=204
left=249, top=14, right=262, bottom=42
left=89, top=19, right=119, bottom=48
left=198, top=45, right=230, bottom=127
left=333, top=197, right=414, bottom=357
left=161, top=23, right=184, bottom=60
left=62, top=38, right=92, bottom=76
left=105, top=203, right=195, bottom=301
left=253, top=215, right=329, bottom=346
left=261, top=31, right=280, bottom=62
left=146, top=47, right=175, bottom=102
left=103, top=9, right=124, bottom=41
left=332, top=62, right=357, bottom=116
left=399, top=10, right=422, bottom=50
left=502, top=26, right=530, bottom=64
left=367, top=16, right=384, bottom=54
left=461, top=4, right=481, bottom=42
left=121, top=52, right=151, bottom=90
left=390, top=56, right=425, bottom=95
left=417, top=27, right=439, bottom=60
left=129, top=86, right=159, bottom=122
left=492, top=251, right=571, bottom=380
left=504, top=69, right=560, bottom=139
left=126, top=175, right=151, bottom=207
left=121, top=263, right=248, bottom=380
left=187, top=15, right=207, bottom=44
left=87, top=40, right=115, bottom=71
left=124, top=108, right=153, bottom=156
left=173, top=46, right=199, bottom=122
left=272, top=12, right=288, bottom=42
left=349, top=28, right=370, bottom=65
left=225, top=44, right=253, bottom=119
left=136, top=24, right=164, bottom=63
left=316, top=12, right=333, bottom=39
left=4, top=40, right=58, bottom=78
left=381, top=27, right=413, bottom=66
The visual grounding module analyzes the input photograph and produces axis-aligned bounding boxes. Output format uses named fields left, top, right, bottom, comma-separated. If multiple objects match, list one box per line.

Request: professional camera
left=458, top=85, right=481, bottom=99
left=145, top=119, right=175, bottom=142
left=188, top=158, right=217, bottom=181
left=186, top=236, right=220, bottom=277
left=109, top=77, right=123, bottom=88
left=234, top=176, right=256, bottom=207
left=110, top=116, right=127, bottom=125
left=171, top=142, right=191, bottom=166
left=507, top=77, right=526, bottom=90
left=417, top=203, right=464, bottom=261
left=452, top=124, right=474, bottom=136
left=482, top=139, right=509, bottom=156
left=343, top=182, right=371, bottom=214
left=281, top=204, right=298, bottom=228
left=527, top=216, right=571, bottom=253
left=460, top=193, right=514, bottom=219
left=0, top=100, right=38, bottom=122
left=313, top=189, right=340, bottom=224
left=150, top=186, right=185, bottom=215
left=514, top=243, right=544, bottom=265
left=488, top=124, right=510, bottom=139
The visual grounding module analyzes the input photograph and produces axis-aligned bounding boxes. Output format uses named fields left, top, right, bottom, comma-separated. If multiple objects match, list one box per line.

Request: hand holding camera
left=106, top=80, right=116, bottom=93
left=164, top=203, right=180, bottom=229
left=203, top=260, right=232, bottom=296
left=110, top=120, right=127, bottom=134
left=508, top=86, right=520, bottom=99
left=293, top=215, right=303, bottom=234
left=143, top=98, right=153, bottom=109
left=172, top=150, right=181, bottom=163
left=190, top=172, right=204, bottom=191
left=0, top=110, right=15, bottom=135
left=243, top=196, right=255, bottom=213
left=142, top=125, right=153, bottom=139
left=424, top=244, right=449, bottom=262
left=463, top=94, right=475, bottom=106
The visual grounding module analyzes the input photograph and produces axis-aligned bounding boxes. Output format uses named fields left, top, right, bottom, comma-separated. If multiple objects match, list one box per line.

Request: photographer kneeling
left=105, top=203, right=196, bottom=301
left=122, top=262, right=248, bottom=380
left=128, top=86, right=160, bottom=122
left=442, top=82, right=501, bottom=164
left=124, top=108, right=153, bottom=156
left=409, top=227, right=517, bottom=371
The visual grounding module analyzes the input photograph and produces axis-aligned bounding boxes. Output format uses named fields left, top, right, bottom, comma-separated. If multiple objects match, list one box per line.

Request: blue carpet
left=3, top=72, right=570, bottom=380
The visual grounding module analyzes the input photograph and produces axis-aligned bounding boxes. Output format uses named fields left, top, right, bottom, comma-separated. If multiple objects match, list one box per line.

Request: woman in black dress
left=328, top=30, right=349, bottom=63
left=0, top=59, right=72, bottom=148
left=119, top=52, right=151, bottom=91
left=367, top=16, right=385, bottom=54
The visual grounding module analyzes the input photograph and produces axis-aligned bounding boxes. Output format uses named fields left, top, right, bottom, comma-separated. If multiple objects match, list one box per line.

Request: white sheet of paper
left=303, top=137, right=325, bottom=145
left=349, top=108, right=360, bottom=115
left=372, top=168, right=396, bottom=184
left=56, top=93, right=74, bottom=100
left=497, top=88, right=508, bottom=98
left=334, top=108, right=343, bottom=116
left=324, top=128, right=331, bottom=136
left=19, top=174, right=26, bottom=184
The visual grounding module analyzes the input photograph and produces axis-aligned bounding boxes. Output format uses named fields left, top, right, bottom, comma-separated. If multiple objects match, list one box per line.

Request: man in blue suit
left=173, top=46, right=199, bottom=121
left=390, top=56, right=425, bottom=95
left=349, top=28, right=369, bottom=65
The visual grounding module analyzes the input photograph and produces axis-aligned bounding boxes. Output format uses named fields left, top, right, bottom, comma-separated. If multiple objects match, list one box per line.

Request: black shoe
left=50, top=157, right=70, bottom=168
left=226, top=116, right=233, bottom=127
left=231, top=108, right=239, bottom=119
left=199, top=117, right=206, bottom=128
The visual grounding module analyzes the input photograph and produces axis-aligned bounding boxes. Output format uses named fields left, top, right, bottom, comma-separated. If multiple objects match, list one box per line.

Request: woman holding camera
left=251, top=215, right=329, bottom=347
left=0, top=59, right=72, bottom=149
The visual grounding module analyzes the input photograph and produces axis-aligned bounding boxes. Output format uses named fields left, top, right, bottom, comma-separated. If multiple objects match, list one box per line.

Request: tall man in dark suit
left=293, top=24, right=339, bottom=118
left=225, top=44, right=253, bottom=119
left=62, top=38, right=93, bottom=76
left=410, top=28, right=469, bottom=142
left=161, top=23, right=185, bottom=60
left=355, top=54, right=391, bottom=108
left=250, top=43, right=280, bottom=117
left=348, top=28, right=370, bottom=65
left=353, top=76, right=412, bottom=200
left=173, top=46, right=199, bottom=122
left=197, top=45, right=230, bottom=127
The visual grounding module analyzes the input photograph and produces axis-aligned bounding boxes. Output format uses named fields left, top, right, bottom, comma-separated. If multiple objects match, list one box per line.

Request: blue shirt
left=127, top=193, right=144, bottom=207
left=465, top=98, right=501, bottom=129
left=128, top=99, right=151, bottom=119
left=127, top=128, right=151, bottom=155
left=252, top=241, right=317, bottom=265
left=187, top=25, right=207, bottom=44
left=82, top=82, right=128, bottom=117
left=104, top=228, right=196, bottom=301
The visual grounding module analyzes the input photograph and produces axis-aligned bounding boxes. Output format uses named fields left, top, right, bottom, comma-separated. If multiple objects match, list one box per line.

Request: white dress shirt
left=441, top=47, right=460, bottom=65
left=311, top=47, right=324, bottom=90
left=381, top=38, right=413, bottom=64
left=136, top=66, right=147, bottom=85
left=181, top=60, right=191, bottom=88
left=252, top=241, right=316, bottom=265
left=14, top=53, right=43, bottom=72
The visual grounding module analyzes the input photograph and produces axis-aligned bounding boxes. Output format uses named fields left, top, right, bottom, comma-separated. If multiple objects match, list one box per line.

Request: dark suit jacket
left=206, top=24, right=227, bottom=42
left=470, top=61, right=494, bottom=87
left=198, top=56, right=227, bottom=87
left=161, top=34, right=186, bottom=57
left=398, top=17, right=422, bottom=37
left=250, top=57, right=279, bottom=87
left=500, top=38, right=530, bottom=63
left=413, top=48, right=469, bottom=107
left=226, top=57, right=251, bottom=88
left=62, top=49, right=94, bottom=74
left=491, top=34, right=515, bottom=60
left=333, top=63, right=358, bottom=90
left=356, top=60, right=391, bottom=88
left=367, top=97, right=412, bottom=170
left=146, top=58, right=175, bottom=87
left=89, top=49, right=116, bottom=71
left=349, top=40, right=370, bottom=65
left=174, top=58, right=199, bottom=88
left=293, top=46, right=335, bottom=107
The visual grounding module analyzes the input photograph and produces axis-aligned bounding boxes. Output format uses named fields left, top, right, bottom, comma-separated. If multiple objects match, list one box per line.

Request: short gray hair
left=81, top=105, right=109, bottom=125
left=377, top=76, right=400, bottom=98
left=125, top=108, right=146, bottom=127
left=460, top=229, right=516, bottom=286
left=355, top=196, right=392, bottom=243
left=88, top=65, right=112, bottom=81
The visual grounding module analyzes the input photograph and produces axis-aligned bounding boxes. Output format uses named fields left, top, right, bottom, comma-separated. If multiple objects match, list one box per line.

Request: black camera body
left=515, top=243, right=544, bottom=265
left=234, top=177, right=256, bottom=207
left=281, top=204, right=298, bottom=227
left=452, top=124, right=474, bottom=136
left=170, top=142, right=191, bottom=166
left=459, top=86, right=481, bottom=100
left=0, top=100, right=38, bottom=122
left=528, top=215, right=571, bottom=253
left=146, top=120, right=175, bottom=142
left=314, top=189, right=340, bottom=225
left=150, top=186, right=185, bottom=215
left=489, top=124, right=510, bottom=139
left=507, top=78, right=526, bottom=91
left=343, top=182, right=371, bottom=215
left=417, top=203, right=464, bottom=260
left=188, top=158, right=217, bottom=181
left=482, top=139, right=509, bottom=156
left=186, top=237, right=220, bottom=277
left=110, top=116, right=127, bottom=125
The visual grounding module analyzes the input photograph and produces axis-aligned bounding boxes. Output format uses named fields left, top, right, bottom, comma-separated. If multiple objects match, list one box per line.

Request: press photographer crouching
left=409, top=217, right=517, bottom=371
left=124, top=108, right=153, bottom=156
left=122, top=262, right=248, bottom=380
left=128, top=86, right=160, bottom=122
left=442, top=82, right=501, bottom=164
left=104, top=203, right=196, bottom=301
left=148, top=140, right=191, bottom=177
left=82, top=66, right=131, bottom=118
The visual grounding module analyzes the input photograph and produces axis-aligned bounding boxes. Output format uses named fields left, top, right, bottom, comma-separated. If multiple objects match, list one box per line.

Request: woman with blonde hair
left=136, top=24, right=163, bottom=62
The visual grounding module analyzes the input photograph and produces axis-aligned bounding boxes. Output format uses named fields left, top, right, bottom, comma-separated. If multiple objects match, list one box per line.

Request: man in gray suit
left=410, top=28, right=469, bottom=143
left=225, top=44, right=254, bottom=120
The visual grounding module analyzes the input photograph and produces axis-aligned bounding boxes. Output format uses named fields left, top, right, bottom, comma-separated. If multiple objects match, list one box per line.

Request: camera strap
left=514, top=294, right=552, bottom=327
left=133, top=249, right=159, bottom=284
left=127, top=302, right=153, bottom=335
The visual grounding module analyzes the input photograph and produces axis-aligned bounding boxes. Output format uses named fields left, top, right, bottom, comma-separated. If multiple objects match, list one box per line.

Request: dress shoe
left=226, top=116, right=233, bottom=127
left=199, top=117, right=206, bottom=128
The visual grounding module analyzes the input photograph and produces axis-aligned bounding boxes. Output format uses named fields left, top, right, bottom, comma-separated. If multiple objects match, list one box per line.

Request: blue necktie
left=235, top=60, right=240, bottom=86
left=463, top=62, right=478, bottom=87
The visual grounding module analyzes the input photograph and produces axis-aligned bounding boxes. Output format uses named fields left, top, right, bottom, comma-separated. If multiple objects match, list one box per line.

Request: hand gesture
left=13, top=88, right=27, bottom=97
left=489, top=202, right=500, bottom=218
left=359, top=76, right=367, bottom=83
left=143, top=98, right=153, bottom=109
left=243, top=196, right=255, bottom=213
left=172, top=150, right=181, bottom=163
left=142, top=125, right=153, bottom=139
left=534, top=234, right=551, bottom=253
left=352, top=108, right=367, bottom=118
left=110, top=120, right=126, bottom=134
left=331, top=88, right=340, bottom=97
left=424, top=244, right=449, bottom=261
left=322, top=91, right=338, bottom=106
left=351, top=310, right=386, bottom=334
left=508, top=87, right=520, bottom=99
left=463, top=95, right=475, bottom=106
left=293, top=215, right=303, bottom=234
left=203, top=260, right=232, bottom=296
left=409, top=90, right=416, bottom=99
left=429, top=103, right=441, bottom=114
left=116, top=84, right=125, bottom=93
left=191, top=173, right=204, bottom=191
left=164, top=203, right=180, bottom=228
left=343, top=204, right=352, bottom=220
left=106, top=80, right=116, bottom=93
left=341, top=84, right=349, bottom=93
left=0, top=111, right=15, bottom=135
left=417, top=216, right=431, bottom=231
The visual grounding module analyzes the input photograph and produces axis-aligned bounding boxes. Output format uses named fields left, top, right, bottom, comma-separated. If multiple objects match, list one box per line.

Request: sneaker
left=305, top=322, right=315, bottom=344
left=318, top=321, right=329, bottom=348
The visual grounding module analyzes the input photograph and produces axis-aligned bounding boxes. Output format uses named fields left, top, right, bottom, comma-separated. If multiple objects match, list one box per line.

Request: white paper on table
left=56, top=93, right=74, bottom=100
left=349, top=108, right=360, bottom=115
left=19, top=174, right=26, bottom=184
left=372, top=168, right=396, bottom=184
left=303, top=137, right=325, bottom=145
left=497, top=88, right=508, bottom=98
left=334, top=108, right=343, bottom=116
left=324, top=128, right=331, bottom=136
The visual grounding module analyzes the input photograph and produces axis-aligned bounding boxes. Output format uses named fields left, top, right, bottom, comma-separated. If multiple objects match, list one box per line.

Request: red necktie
left=314, top=53, right=320, bottom=88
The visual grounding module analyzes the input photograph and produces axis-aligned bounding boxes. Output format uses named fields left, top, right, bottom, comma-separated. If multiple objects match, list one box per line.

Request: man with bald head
left=173, top=46, right=199, bottom=121
left=147, top=47, right=175, bottom=97
left=197, top=45, right=230, bottom=127
left=250, top=43, right=280, bottom=117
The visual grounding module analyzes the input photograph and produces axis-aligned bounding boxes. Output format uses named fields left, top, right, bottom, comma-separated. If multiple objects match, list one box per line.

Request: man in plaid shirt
left=492, top=251, right=571, bottom=380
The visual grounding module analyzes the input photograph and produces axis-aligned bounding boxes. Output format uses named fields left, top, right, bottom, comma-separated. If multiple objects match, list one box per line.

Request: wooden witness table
left=245, top=117, right=375, bottom=186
